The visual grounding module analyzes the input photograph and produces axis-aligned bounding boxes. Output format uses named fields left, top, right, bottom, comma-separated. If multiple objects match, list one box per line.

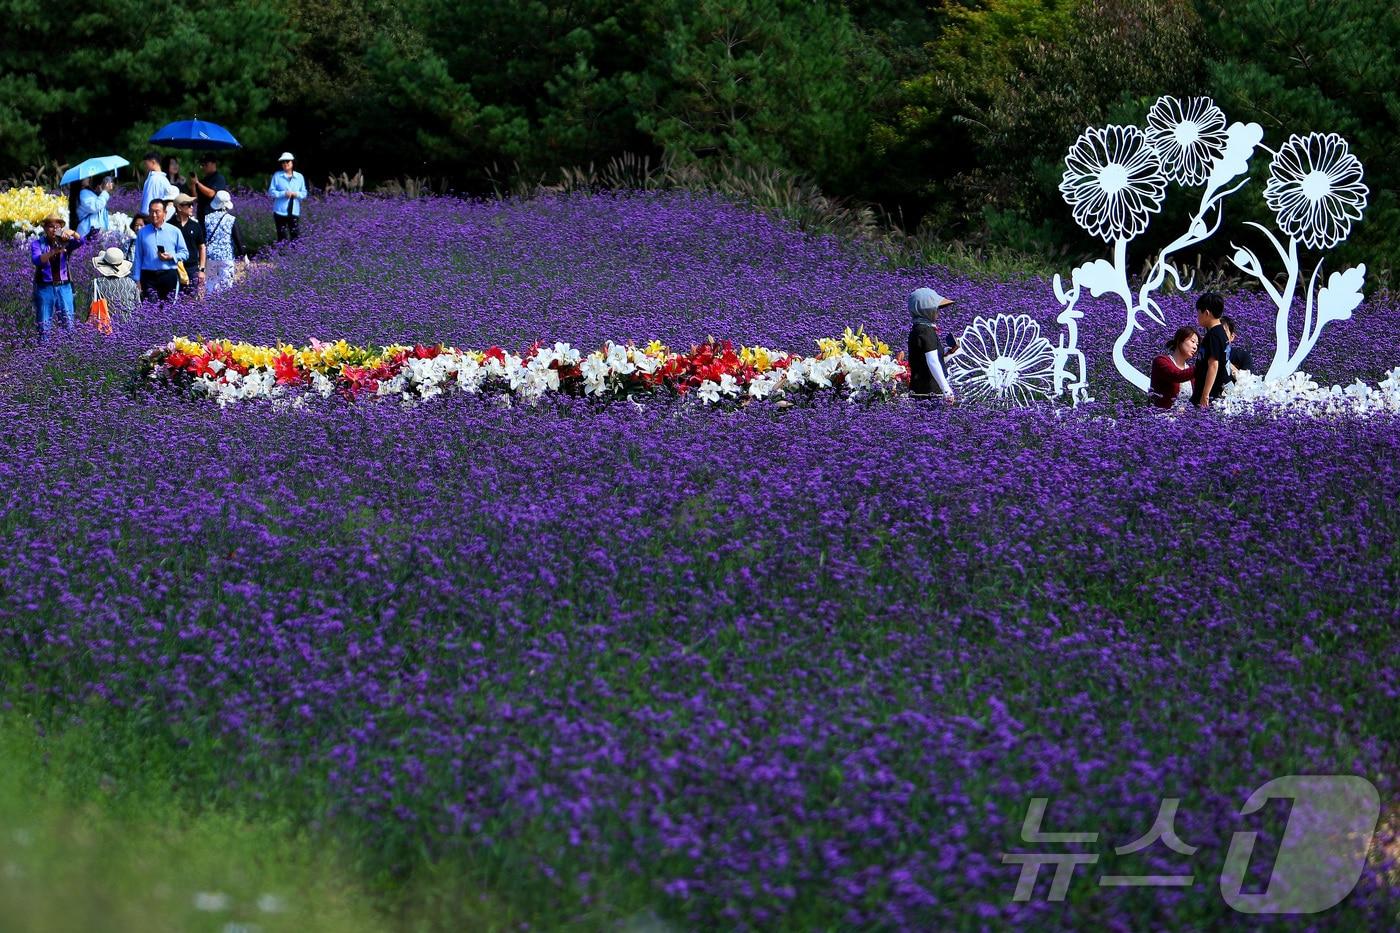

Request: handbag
left=175, top=260, right=190, bottom=286
left=89, top=283, right=112, bottom=335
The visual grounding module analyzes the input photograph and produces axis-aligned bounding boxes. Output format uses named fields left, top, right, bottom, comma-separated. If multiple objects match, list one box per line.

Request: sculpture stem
left=1264, top=236, right=1301, bottom=382
left=1108, top=238, right=1150, bottom=392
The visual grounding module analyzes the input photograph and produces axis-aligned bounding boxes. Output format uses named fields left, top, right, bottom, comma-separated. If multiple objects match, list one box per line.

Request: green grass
left=0, top=712, right=395, bottom=933
left=0, top=703, right=678, bottom=932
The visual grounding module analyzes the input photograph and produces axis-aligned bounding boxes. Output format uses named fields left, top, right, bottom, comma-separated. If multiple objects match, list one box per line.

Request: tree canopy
left=1, top=0, right=1395, bottom=272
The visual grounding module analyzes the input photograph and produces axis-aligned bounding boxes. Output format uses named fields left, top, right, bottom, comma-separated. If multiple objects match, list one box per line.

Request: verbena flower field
left=2, top=191, right=1397, bottom=929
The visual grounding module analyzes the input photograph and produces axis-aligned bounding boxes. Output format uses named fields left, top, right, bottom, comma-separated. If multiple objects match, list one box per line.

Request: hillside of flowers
left=1, top=191, right=1398, bottom=929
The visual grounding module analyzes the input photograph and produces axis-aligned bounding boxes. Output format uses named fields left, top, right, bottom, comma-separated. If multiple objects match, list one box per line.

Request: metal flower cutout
left=948, top=314, right=1057, bottom=407
left=1145, top=96, right=1228, bottom=186
left=1263, top=132, right=1368, bottom=250
left=1059, top=125, right=1168, bottom=243
left=1052, top=93, right=1370, bottom=398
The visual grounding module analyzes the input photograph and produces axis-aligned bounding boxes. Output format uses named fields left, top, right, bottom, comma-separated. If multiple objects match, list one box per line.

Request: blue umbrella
left=60, top=155, right=130, bottom=186
left=149, top=118, right=241, bottom=150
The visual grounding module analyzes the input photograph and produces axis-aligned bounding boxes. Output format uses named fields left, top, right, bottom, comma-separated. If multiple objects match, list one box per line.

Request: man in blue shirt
left=129, top=200, right=189, bottom=301
left=30, top=212, right=84, bottom=336
left=267, top=151, right=307, bottom=241
left=140, top=151, right=169, bottom=215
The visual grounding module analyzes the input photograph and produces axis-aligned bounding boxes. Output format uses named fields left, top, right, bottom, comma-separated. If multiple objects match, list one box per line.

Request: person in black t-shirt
left=171, top=194, right=207, bottom=298
left=191, top=155, right=230, bottom=221
left=907, top=287, right=961, bottom=401
left=1191, top=292, right=1229, bottom=408
left=1220, top=314, right=1253, bottom=382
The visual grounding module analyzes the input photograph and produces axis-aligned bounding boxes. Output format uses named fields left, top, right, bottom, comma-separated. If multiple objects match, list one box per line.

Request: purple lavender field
left=2, top=192, right=1398, bottom=930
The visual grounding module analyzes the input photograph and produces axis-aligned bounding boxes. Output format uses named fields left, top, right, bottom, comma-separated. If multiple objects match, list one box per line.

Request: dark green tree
left=634, top=0, right=888, bottom=192
left=0, top=0, right=294, bottom=178
left=1199, top=0, right=1400, bottom=276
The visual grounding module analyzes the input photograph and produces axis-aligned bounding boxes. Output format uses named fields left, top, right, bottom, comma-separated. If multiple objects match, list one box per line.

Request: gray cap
left=909, top=287, right=954, bottom=311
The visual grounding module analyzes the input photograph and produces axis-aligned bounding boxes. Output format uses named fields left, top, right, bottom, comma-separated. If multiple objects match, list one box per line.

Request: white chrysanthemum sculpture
left=1058, top=125, right=1168, bottom=242
left=1263, top=132, right=1368, bottom=250
left=948, top=314, right=1057, bottom=407
left=1145, top=96, right=1228, bottom=186
left=1053, top=97, right=1374, bottom=397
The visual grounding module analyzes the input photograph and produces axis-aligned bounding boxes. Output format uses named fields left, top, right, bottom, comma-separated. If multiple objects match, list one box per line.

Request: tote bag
left=89, top=282, right=112, bottom=335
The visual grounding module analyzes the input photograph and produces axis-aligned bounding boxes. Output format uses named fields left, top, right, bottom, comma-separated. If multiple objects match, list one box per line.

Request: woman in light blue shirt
left=267, top=151, right=307, bottom=241
left=77, top=175, right=114, bottom=237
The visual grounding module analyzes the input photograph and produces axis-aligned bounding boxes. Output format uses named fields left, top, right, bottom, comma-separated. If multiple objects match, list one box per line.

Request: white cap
left=278, top=151, right=295, bottom=162
left=211, top=190, right=233, bottom=212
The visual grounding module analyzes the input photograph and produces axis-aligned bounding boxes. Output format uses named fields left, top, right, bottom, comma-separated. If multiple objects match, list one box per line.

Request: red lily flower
left=273, top=352, right=302, bottom=385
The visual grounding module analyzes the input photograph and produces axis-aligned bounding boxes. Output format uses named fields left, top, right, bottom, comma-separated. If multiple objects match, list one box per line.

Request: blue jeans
left=33, top=282, right=75, bottom=336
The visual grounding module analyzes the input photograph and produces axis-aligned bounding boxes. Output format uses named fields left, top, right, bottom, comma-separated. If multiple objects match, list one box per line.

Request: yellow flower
left=0, top=186, right=66, bottom=224
left=172, top=336, right=204, bottom=356
left=739, top=345, right=774, bottom=372
left=816, top=327, right=890, bottom=360
left=230, top=343, right=274, bottom=369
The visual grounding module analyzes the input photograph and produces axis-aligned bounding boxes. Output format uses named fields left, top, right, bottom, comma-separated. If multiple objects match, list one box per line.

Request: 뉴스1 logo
left=1002, top=774, right=1382, bottom=914
left=1219, top=775, right=1380, bottom=914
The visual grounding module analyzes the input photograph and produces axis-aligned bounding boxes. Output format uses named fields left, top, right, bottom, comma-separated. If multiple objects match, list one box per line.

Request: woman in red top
left=1148, top=326, right=1198, bottom=409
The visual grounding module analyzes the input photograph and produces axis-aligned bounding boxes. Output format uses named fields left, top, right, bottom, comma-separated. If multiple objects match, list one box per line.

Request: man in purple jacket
left=30, top=212, right=84, bottom=337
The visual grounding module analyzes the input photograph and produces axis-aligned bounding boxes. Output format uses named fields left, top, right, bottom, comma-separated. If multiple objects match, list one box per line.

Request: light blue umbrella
left=60, top=155, right=130, bottom=186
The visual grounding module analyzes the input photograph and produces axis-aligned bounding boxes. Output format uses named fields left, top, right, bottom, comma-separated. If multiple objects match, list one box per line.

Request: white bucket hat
left=92, top=246, right=133, bottom=278
left=277, top=151, right=295, bottom=162
left=162, top=182, right=180, bottom=201
left=210, top=190, right=233, bottom=212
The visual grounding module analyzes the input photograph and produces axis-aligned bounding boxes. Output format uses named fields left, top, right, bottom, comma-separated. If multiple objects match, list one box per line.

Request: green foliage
left=1199, top=0, right=1400, bottom=277
left=1, top=0, right=1397, bottom=271
left=872, top=0, right=1205, bottom=255
left=0, top=0, right=293, bottom=177
left=635, top=0, right=889, bottom=191
left=0, top=712, right=396, bottom=933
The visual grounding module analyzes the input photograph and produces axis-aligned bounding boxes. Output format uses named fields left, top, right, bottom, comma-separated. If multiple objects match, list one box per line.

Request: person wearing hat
left=907, top=287, right=961, bottom=402
left=203, top=190, right=247, bottom=295
left=91, top=246, right=140, bottom=318
left=171, top=193, right=207, bottom=297
left=267, top=151, right=306, bottom=241
left=129, top=199, right=189, bottom=301
left=30, top=212, right=85, bottom=336
left=190, top=155, right=228, bottom=220
left=140, top=151, right=169, bottom=214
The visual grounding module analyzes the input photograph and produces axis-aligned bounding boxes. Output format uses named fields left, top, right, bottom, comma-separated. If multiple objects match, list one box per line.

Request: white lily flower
left=807, top=357, right=836, bottom=388
left=748, top=373, right=780, bottom=399
left=580, top=354, right=610, bottom=385
left=606, top=343, right=635, bottom=374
